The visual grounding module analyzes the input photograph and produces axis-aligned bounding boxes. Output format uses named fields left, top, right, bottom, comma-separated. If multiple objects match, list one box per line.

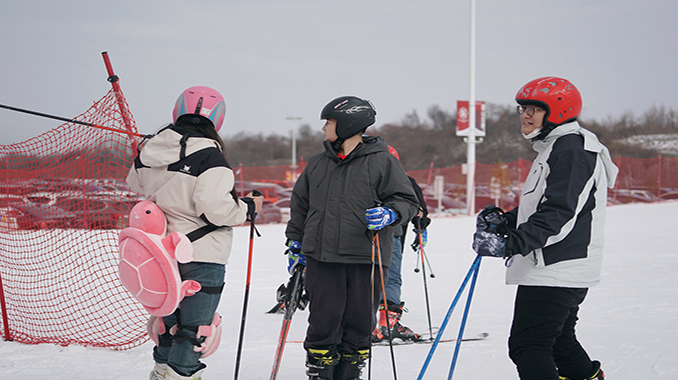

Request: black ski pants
left=508, top=285, right=596, bottom=380
left=303, top=257, right=383, bottom=355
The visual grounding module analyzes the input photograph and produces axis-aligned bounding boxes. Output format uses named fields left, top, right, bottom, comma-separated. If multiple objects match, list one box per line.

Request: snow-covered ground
left=619, top=133, right=678, bottom=155
left=1, top=201, right=676, bottom=379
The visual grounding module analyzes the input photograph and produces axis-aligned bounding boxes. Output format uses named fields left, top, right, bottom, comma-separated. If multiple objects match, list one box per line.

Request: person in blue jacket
left=372, top=145, right=430, bottom=344
left=473, top=77, right=617, bottom=380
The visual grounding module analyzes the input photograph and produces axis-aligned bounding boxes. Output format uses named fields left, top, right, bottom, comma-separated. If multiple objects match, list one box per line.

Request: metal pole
left=287, top=117, right=301, bottom=181
left=465, top=0, right=477, bottom=216
left=0, top=104, right=144, bottom=138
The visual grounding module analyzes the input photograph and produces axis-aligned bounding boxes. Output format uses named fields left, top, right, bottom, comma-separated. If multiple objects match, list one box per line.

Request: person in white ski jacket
left=127, top=86, right=262, bottom=380
left=504, top=120, right=618, bottom=288
left=472, top=77, right=617, bottom=380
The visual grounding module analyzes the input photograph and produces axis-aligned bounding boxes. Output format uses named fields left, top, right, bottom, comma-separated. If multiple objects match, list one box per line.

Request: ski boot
left=371, top=326, right=385, bottom=343
left=334, top=349, right=369, bottom=380
left=559, top=360, right=605, bottom=380
left=385, top=301, right=422, bottom=342
left=306, top=348, right=338, bottom=379
left=149, top=362, right=167, bottom=380
left=371, top=306, right=389, bottom=343
left=163, top=365, right=205, bottom=380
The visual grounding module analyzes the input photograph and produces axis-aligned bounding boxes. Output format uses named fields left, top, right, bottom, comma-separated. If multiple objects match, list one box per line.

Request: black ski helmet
left=320, top=96, right=377, bottom=139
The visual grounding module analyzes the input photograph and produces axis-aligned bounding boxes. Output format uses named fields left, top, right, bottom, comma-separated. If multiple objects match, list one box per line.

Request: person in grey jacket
left=127, top=86, right=262, bottom=380
left=285, top=96, right=418, bottom=380
left=472, top=77, right=617, bottom=380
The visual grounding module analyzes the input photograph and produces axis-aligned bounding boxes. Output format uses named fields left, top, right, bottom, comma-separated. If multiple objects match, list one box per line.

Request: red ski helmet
left=388, top=145, right=400, bottom=161
left=172, top=86, right=226, bottom=132
left=515, top=77, right=582, bottom=127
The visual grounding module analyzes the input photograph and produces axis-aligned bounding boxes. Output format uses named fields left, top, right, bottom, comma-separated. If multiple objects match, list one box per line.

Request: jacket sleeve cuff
left=504, top=208, right=518, bottom=229
left=506, top=231, right=521, bottom=257
left=240, top=197, right=256, bottom=217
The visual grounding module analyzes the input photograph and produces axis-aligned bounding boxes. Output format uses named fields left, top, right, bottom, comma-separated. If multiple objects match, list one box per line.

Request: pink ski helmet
left=172, top=86, right=226, bottom=132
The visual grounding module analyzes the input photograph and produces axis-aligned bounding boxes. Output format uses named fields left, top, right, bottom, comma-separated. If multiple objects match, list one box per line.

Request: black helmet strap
left=194, top=97, right=203, bottom=115
left=331, top=137, right=345, bottom=152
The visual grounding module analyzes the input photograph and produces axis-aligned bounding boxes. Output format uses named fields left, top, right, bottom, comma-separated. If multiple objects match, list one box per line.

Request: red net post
left=0, top=271, right=11, bottom=341
left=101, top=52, right=138, bottom=154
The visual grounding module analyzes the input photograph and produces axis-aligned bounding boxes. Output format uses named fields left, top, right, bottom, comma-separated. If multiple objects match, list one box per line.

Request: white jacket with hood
left=505, top=121, right=618, bottom=288
left=126, top=126, right=249, bottom=265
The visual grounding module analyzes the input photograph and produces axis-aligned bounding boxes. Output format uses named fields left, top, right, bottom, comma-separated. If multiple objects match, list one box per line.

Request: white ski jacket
left=505, top=121, right=618, bottom=288
left=126, top=126, right=249, bottom=265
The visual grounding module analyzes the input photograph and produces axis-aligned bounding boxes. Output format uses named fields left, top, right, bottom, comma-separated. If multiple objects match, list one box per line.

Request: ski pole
left=417, top=255, right=481, bottom=380
left=369, top=245, right=375, bottom=380
left=447, top=256, right=481, bottom=379
left=269, top=263, right=305, bottom=380
left=233, top=191, right=262, bottom=380
left=412, top=229, right=435, bottom=278
left=0, top=103, right=150, bottom=138
left=414, top=222, right=434, bottom=342
left=414, top=252, right=422, bottom=273
left=422, top=248, right=436, bottom=278
left=373, top=232, right=398, bottom=380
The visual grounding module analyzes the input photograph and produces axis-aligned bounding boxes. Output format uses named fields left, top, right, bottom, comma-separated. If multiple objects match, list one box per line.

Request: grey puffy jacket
left=285, top=136, right=418, bottom=266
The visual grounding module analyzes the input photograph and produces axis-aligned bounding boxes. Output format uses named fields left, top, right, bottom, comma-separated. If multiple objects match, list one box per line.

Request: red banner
left=456, top=100, right=486, bottom=137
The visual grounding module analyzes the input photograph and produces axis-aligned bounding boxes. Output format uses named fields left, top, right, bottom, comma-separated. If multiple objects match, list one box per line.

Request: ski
left=285, top=332, right=489, bottom=346
left=371, top=332, right=489, bottom=346
left=268, top=264, right=308, bottom=380
left=266, top=300, right=284, bottom=314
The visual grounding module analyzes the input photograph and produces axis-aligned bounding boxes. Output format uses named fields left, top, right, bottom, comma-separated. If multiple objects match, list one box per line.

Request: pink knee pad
left=193, top=313, right=222, bottom=358
left=146, top=315, right=166, bottom=346
left=146, top=313, right=222, bottom=358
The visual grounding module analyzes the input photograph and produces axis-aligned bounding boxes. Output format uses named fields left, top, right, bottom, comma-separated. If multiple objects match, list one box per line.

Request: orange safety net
left=234, top=156, right=678, bottom=213
left=407, top=156, right=678, bottom=213
left=610, top=155, right=678, bottom=204
left=0, top=88, right=148, bottom=349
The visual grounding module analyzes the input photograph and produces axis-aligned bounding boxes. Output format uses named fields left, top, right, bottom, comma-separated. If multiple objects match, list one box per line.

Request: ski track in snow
left=0, top=201, right=677, bottom=379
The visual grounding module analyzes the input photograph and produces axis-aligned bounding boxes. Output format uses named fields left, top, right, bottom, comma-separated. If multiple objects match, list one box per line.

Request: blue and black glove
left=411, top=214, right=431, bottom=250
left=365, top=206, right=397, bottom=231
left=420, top=229, right=428, bottom=247
left=411, top=228, right=428, bottom=250
left=285, top=239, right=306, bottom=274
left=472, top=205, right=511, bottom=257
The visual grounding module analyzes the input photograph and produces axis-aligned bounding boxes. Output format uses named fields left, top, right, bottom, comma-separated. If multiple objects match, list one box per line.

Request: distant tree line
left=222, top=104, right=678, bottom=171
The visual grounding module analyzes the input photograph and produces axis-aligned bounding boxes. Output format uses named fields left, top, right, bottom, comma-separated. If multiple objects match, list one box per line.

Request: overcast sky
left=1, top=0, right=676, bottom=144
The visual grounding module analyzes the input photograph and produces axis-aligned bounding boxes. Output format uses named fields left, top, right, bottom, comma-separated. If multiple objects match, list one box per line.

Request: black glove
left=472, top=205, right=511, bottom=257
left=479, top=205, right=509, bottom=235
left=411, top=214, right=431, bottom=251
left=241, top=189, right=263, bottom=221
left=412, top=215, right=431, bottom=231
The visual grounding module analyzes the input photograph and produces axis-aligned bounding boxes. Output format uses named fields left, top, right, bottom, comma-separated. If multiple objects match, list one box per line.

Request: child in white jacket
left=127, top=86, right=262, bottom=380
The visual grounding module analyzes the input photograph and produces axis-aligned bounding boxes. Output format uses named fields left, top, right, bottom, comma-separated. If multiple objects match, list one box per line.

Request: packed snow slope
left=0, top=201, right=676, bottom=379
